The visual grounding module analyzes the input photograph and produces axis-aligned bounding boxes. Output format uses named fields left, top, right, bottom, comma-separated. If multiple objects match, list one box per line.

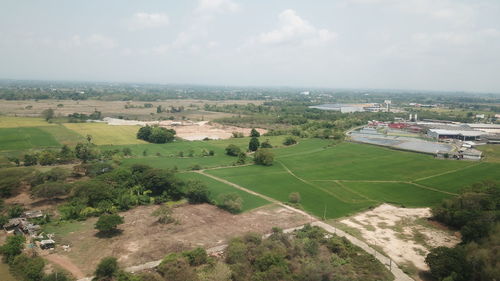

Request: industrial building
left=427, top=129, right=486, bottom=141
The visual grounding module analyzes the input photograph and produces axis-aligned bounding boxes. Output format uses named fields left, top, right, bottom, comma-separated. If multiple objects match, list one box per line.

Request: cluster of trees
left=425, top=181, right=499, bottom=281
left=87, top=224, right=392, bottom=281
left=0, top=235, right=71, bottom=281
left=67, top=110, right=102, bottom=122
left=137, top=125, right=176, bottom=143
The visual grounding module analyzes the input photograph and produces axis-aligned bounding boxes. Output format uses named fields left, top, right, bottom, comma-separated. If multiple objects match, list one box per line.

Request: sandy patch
left=339, top=204, right=460, bottom=273
left=103, top=117, right=267, bottom=141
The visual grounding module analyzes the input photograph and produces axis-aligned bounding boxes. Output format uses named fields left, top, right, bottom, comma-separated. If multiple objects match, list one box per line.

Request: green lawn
left=0, top=127, right=60, bottom=151
left=177, top=172, right=270, bottom=212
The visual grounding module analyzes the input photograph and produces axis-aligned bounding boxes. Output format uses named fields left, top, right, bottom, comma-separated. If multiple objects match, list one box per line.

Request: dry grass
left=45, top=203, right=310, bottom=276
left=62, top=123, right=146, bottom=145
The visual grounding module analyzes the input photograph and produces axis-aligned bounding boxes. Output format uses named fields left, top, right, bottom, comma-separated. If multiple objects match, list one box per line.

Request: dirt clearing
left=338, top=204, right=459, bottom=277
left=47, top=203, right=310, bottom=276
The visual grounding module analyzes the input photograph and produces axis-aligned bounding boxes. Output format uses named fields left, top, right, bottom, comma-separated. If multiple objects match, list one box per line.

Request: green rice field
left=206, top=141, right=500, bottom=218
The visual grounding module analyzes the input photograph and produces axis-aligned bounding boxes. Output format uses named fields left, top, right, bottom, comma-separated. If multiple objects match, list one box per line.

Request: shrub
left=225, top=144, right=241, bottom=156
left=152, top=205, right=175, bottom=224
left=137, top=125, right=176, bottom=144
left=283, top=136, right=297, bottom=146
left=254, top=149, right=274, bottom=166
left=183, top=247, right=208, bottom=266
left=288, top=192, right=301, bottom=204
left=217, top=193, right=243, bottom=213
left=260, top=139, right=273, bottom=148
left=31, top=182, right=70, bottom=199
left=11, top=255, right=45, bottom=281
left=95, top=257, right=118, bottom=279
left=95, top=214, right=124, bottom=234
left=0, top=235, right=25, bottom=263
left=185, top=180, right=211, bottom=204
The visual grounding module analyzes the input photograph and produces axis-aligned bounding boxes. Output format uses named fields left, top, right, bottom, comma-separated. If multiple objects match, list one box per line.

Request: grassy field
left=206, top=141, right=500, bottom=219
left=0, top=116, right=54, bottom=128
left=63, top=123, right=147, bottom=145
left=0, top=127, right=60, bottom=151
left=478, top=144, right=500, bottom=162
left=177, top=172, right=270, bottom=211
left=110, top=136, right=286, bottom=171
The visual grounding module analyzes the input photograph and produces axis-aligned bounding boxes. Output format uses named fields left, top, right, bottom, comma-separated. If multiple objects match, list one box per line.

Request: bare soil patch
left=338, top=204, right=459, bottom=278
left=47, top=203, right=310, bottom=276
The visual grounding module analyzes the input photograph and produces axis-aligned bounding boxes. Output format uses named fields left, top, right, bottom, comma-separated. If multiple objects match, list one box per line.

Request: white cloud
left=129, top=12, right=169, bottom=30
left=87, top=34, right=116, bottom=50
left=256, top=9, right=337, bottom=46
left=348, top=0, right=475, bottom=26
left=195, top=0, right=239, bottom=15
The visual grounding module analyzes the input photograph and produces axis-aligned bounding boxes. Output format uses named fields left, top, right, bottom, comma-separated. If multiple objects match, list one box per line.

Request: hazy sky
left=1, top=0, right=500, bottom=92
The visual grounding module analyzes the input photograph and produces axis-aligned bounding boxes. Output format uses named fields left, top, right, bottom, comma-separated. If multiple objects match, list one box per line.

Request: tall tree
left=248, top=137, right=260, bottom=152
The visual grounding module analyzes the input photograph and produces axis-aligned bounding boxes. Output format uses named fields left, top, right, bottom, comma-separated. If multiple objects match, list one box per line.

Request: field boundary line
left=334, top=180, right=381, bottom=203
left=276, top=161, right=368, bottom=204
left=408, top=182, right=458, bottom=196
left=413, top=162, right=481, bottom=182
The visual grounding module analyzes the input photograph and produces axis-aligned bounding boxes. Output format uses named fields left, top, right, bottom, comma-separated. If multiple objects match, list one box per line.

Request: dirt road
left=45, top=254, right=85, bottom=279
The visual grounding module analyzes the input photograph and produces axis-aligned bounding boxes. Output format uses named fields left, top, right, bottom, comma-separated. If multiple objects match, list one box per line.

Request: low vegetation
left=425, top=181, right=499, bottom=281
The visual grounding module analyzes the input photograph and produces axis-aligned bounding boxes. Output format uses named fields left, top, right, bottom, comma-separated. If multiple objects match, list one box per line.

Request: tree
left=183, top=247, right=208, bottom=266
left=38, top=150, right=57, bottom=165
left=425, top=246, right=470, bottom=281
left=254, top=149, right=274, bottom=166
left=156, top=105, right=163, bottom=114
left=75, top=142, right=97, bottom=163
left=289, top=192, right=301, bottom=204
left=137, top=125, right=152, bottom=141
left=225, top=144, right=241, bottom=156
left=31, top=182, right=69, bottom=199
left=185, top=180, right=211, bottom=204
left=283, top=136, right=297, bottom=146
left=42, top=108, right=54, bottom=121
left=218, top=193, right=243, bottom=213
left=0, top=235, right=25, bottom=263
left=248, top=137, right=260, bottom=152
left=95, top=257, right=119, bottom=280
left=157, top=255, right=198, bottom=281
left=95, top=214, right=124, bottom=234
left=250, top=128, right=260, bottom=137
left=236, top=152, right=247, bottom=165
left=11, top=255, right=45, bottom=281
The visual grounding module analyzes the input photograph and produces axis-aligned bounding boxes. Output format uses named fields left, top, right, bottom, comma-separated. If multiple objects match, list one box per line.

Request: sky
left=1, top=0, right=500, bottom=92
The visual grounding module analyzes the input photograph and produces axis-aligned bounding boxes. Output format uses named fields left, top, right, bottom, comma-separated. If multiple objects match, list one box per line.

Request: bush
left=95, top=257, right=118, bottom=279
left=254, top=149, right=274, bottom=166
left=183, top=247, right=208, bottom=266
left=0, top=235, right=25, bottom=263
left=217, top=193, right=243, bottom=213
left=260, top=139, right=273, bottom=148
left=288, top=192, right=301, bottom=204
left=425, top=246, right=470, bottom=281
left=95, top=214, right=124, bottom=234
left=225, top=144, right=241, bottom=156
left=31, top=182, right=70, bottom=199
left=23, top=154, right=38, bottom=166
left=38, top=150, right=58, bottom=165
left=11, top=255, right=45, bottom=281
left=236, top=152, right=247, bottom=165
left=283, top=136, right=297, bottom=146
left=185, top=180, right=211, bottom=204
left=152, top=205, right=175, bottom=224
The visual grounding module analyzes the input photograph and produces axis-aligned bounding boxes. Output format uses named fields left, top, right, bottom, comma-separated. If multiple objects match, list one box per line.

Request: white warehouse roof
left=429, top=129, right=486, bottom=137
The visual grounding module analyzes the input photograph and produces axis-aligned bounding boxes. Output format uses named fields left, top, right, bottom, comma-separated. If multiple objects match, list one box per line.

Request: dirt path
left=45, top=254, right=85, bottom=279
left=196, top=171, right=415, bottom=281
